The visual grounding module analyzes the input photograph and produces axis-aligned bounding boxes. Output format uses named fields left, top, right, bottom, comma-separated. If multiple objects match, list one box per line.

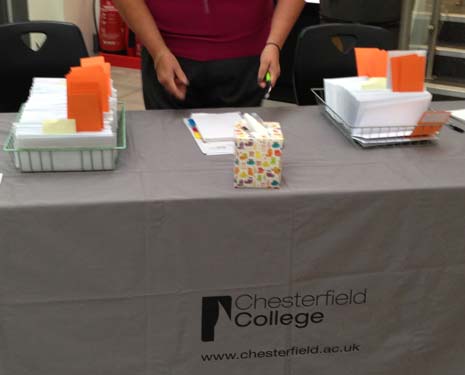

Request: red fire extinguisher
left=98, top=0, right=126, bottom=54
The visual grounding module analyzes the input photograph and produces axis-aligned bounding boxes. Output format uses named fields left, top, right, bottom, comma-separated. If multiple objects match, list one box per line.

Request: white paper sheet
left=324, top=76, right=432, bottom=131
left=450, top=108, right=465, bottom=123
left=190, top=112, right=242, bottom=142
left=183, top=119, right=234, bottom=155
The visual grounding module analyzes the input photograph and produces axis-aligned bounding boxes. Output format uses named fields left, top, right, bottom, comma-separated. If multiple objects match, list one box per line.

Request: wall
left=27, top=0, right=64, bottom=21
left=27, top=0, right=95, bottom=53
left=64, top=0, right=95, bottom=54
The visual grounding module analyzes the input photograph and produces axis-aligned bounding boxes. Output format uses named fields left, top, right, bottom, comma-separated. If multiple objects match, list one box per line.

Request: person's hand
left=258, top=43, right=281, bottom=89
left=154, top=49, right=189, bottom=100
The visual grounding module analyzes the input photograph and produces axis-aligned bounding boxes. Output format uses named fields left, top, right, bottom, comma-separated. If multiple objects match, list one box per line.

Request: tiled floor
left=112, top=67, right=296, bottom=111
left=112, top=67, right=145, bottom=111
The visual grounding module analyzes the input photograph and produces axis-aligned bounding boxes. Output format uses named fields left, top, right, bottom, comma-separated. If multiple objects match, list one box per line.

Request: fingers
left=258, top=62, right=269, bottom=89
left=258, top=45, right=281, bottom=89
left=174, top=64, right=189, bottom=86
left=166, top=78, right=187, bottom=100
left=155, top=52, right=189, bottom=100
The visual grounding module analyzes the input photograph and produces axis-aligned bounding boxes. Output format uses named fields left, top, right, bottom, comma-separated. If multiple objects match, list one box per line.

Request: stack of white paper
left=14, top=78, right=118, bottom=149
left=324, top=76, right=432, bottom=138
left=10, top=78, right=120, bottom=171
left=191, top=112, right=242, bottom=142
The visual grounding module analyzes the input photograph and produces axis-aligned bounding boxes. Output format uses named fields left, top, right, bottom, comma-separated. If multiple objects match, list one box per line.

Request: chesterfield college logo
left=201, top=296, right=232, bottom=342
left=201, top=290, right=368, bottom=342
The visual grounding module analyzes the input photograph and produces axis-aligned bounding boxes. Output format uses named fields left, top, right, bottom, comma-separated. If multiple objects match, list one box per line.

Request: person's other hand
left=258, top=43, right=281, bottom=89
left=154, top=50, right=189, bottom=100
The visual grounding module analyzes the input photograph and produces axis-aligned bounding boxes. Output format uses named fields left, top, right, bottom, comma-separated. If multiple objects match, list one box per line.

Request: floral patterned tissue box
left=233, top=121, right=284, bottom=189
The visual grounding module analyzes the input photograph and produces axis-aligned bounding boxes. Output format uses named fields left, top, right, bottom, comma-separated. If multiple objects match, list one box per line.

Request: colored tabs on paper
left=187, top=118, right=203, bottom=140
left=354, top=48, right=388, bottom=77
left=411, top=111, right=450, bottom=137
left=391, top=54, right=426, bottom=92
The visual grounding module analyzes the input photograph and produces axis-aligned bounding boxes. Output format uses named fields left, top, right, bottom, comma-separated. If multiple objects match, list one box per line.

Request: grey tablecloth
left=0, top=103, right=465, bottom=375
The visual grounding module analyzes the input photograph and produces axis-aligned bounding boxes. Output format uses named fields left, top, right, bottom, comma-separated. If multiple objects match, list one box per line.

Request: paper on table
left=183, top=119, right=234, bottom=155
left=450, top=109, right=465, bottom=123
left=191, top=112, right=242, bottom=142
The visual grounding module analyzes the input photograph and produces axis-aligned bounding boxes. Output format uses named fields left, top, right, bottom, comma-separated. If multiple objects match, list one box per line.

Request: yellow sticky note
left=361, top=77, right=387, bottom=90
left=42, top=119, right=77, bottom=134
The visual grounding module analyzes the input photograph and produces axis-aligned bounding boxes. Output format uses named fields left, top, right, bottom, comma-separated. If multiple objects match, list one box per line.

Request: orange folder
left=354, top=48, right=388, bottom=77
left=391, top=54, right=426, bottom=92
left=69, top=65, right=110, bottom=112
left=80, top=56, right=112, bottom=94
left=80, top=56, right=105, bottom=65
left=67, top=73, right=104, bottom=132
left=68, top=94, right=103, bottom=132
left=411, top=111, right=450, bottom=137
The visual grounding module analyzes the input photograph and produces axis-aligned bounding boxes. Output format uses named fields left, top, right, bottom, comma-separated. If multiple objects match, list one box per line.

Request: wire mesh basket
left=3, top=103, right=127, bottom=172
left=312, top=88, right=441, bottom=148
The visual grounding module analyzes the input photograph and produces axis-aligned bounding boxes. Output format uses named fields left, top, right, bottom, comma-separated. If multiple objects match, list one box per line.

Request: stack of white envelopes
left=9, top=78, right=120, bottom=171
left=323, top=76, right=433, bottom=144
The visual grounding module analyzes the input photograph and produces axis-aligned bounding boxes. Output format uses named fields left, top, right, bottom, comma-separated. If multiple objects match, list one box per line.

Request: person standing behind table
left=112, top=0, right=305, bottom=109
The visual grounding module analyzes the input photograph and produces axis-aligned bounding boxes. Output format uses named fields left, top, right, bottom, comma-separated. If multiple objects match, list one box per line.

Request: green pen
left=264, top=71, right=272, bottom=99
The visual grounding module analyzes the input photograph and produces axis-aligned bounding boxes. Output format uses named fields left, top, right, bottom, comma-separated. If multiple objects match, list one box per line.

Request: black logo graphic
left=201, top=296, right=232, bottom=342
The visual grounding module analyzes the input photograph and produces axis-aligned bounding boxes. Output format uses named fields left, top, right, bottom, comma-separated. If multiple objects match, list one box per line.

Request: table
left=1, top=103, right=465, bottom=375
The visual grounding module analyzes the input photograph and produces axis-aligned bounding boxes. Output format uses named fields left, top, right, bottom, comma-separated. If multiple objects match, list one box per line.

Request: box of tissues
left=233, top=114, right=284, bottom=189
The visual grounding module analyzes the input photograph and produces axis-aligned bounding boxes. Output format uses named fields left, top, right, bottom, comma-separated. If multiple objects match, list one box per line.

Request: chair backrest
left=293, top=23, right=396, bottom=105
left=0, top=21, right=89, bottom=112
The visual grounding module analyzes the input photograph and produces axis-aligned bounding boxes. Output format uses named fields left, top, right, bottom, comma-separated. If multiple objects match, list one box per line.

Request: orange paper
left=80, top=56, right=105, bottom=66
left=67, top=92, right=103, bottom=132
left=66, top=73, right=104, bottom=131
left=391, top=54, right=426, bottom=92
left=80, top=56, right=112, bottom=93
left=69, top=65, right=109, bottom=112
left=354, top=48, right=388, bottom=77
left=411, top=111, right=450, bottom=137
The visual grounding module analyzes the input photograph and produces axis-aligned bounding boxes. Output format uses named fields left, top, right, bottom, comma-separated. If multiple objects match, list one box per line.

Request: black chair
left=293, top=23, right=395, bottom=105
left=0, top=21, right=88, bottom=112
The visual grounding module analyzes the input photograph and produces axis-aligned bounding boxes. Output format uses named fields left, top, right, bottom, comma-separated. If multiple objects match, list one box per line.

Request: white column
left=63, top=0, right=95, bottom=54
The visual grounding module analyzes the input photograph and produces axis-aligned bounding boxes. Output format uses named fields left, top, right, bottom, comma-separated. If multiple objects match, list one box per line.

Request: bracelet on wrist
left=265, top=42, right=281, bottom=53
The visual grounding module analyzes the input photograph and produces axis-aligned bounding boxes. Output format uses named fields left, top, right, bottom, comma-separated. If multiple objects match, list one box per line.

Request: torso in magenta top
left=145, top=0, right=274, bottom=61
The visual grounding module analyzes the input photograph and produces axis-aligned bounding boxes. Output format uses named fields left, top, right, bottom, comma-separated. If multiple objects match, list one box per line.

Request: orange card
left=68, top=92, right=103, bottom=132
left=390, top=57, right=402, bottom=91
left=69, top=66, right=109, bottom=112
left=66, top=75, right=104, bottom=132
left=80, top=56, right=112, bottom=92
left=411, top=111, right=450, bottom=137
left=80, top=56, right=105, bottom=66
left=354, top=48, right=388, bottom=77
left=391, top=54, right=426, bottom=92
